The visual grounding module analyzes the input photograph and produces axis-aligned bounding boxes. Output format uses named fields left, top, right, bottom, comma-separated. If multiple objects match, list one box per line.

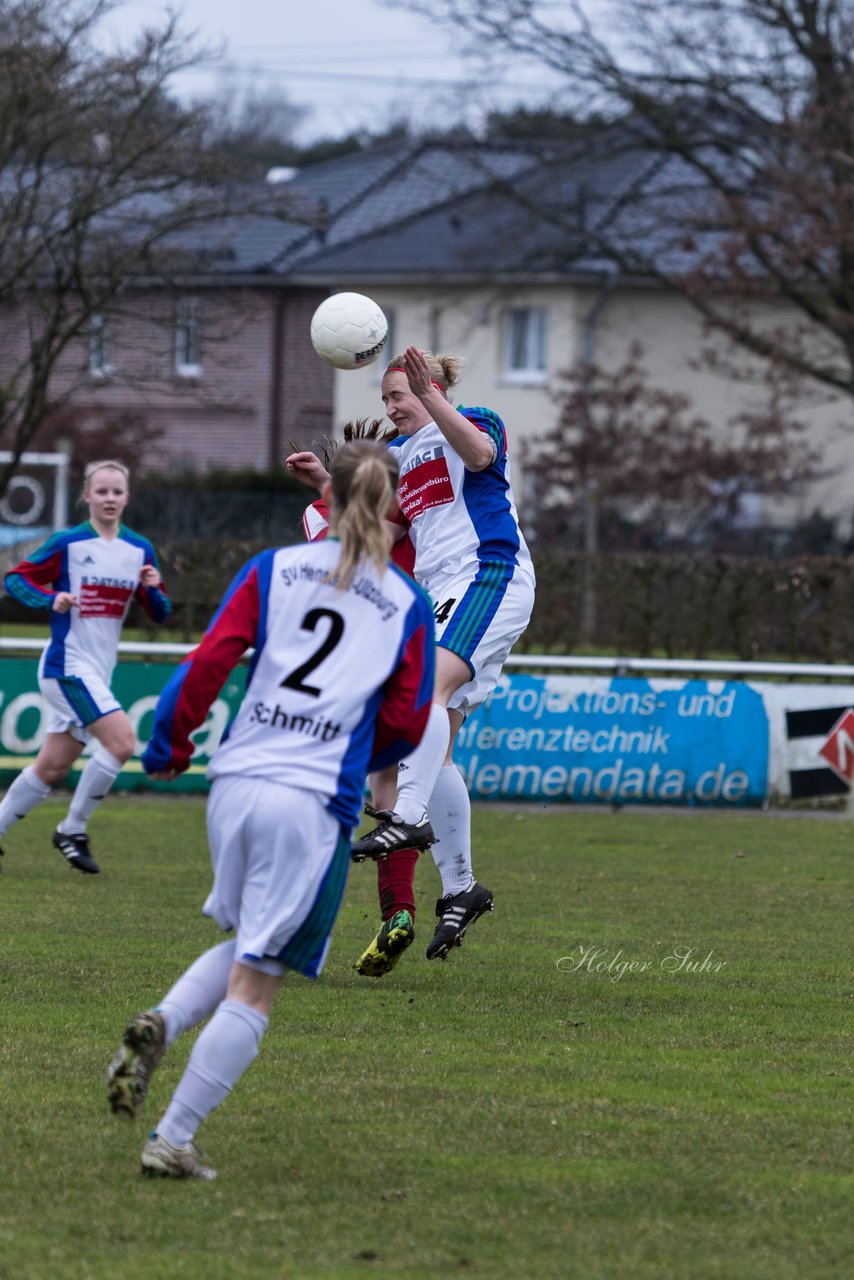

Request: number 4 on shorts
left=433, top=597, right=455, bottom=625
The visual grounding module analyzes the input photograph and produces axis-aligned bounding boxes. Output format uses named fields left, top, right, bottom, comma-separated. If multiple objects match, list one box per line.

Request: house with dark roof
left=6, top=136, right=851, bottom=532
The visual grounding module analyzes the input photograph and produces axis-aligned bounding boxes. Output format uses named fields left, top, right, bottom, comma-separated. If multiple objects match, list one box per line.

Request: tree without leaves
left=399, top=0, right=854, bottom=398
left=523, top=343, right=821, bottom=552
left=204, top=84, right=311, bottom=178
left=0, top=0, right=305, bottom=499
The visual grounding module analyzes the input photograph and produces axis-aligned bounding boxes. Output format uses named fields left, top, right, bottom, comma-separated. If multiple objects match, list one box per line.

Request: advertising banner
left=453, top=674, right=769, bottom=807
left=0, top=657, right=245, bottom=792
left=2, top=655, right=852, bottom=806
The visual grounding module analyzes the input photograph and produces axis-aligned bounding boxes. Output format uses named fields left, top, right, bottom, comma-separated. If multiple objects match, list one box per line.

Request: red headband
left=386, top=366, right=446, bottom=393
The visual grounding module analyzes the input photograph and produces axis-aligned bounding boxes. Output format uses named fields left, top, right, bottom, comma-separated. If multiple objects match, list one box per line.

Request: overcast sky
left=101, top=0, right=567, bottom=143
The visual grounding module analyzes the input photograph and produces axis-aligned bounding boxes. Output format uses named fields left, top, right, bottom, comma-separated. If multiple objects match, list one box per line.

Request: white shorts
left=428, top=563, right=535, bottom=714
left=38, top=668, right=122, bottom=743
left=204, top=775, right=350, bottom=979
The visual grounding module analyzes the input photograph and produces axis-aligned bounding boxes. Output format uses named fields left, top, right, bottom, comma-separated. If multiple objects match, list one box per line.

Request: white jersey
left=389, top=406, right=535, bottom=591
left=143, top=538, right=435, bottom=828
left=3, top=521, right=170, bottom=684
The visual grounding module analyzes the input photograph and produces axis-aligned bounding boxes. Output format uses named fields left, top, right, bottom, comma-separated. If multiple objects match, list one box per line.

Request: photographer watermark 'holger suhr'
left=557, top=945, right=727, bottom=982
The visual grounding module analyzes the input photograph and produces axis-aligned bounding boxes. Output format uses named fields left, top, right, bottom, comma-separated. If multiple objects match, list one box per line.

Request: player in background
left=287, top=346, right=535, bottom=965
left=0, top=460, right=170, bottom=874
left=107, top=440, right=435, bottom=1180
left=294, top=420, right=424, bottom=979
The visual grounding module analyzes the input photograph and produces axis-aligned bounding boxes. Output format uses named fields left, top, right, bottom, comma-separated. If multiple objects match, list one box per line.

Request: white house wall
left=331, top=282, right=854, bottom=533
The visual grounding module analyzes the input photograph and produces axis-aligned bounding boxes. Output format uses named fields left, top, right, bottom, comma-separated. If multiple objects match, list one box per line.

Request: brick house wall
left=0, top=284, right=334, bottom=474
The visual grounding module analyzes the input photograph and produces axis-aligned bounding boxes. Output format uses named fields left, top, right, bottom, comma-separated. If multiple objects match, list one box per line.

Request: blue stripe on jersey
left=116, top=525, right=155, bottom=555
left=141, top=662, right=193, bottom=772
left=328, top=685, right=385, bottom=827
left=4, top=577, right=53, bottom=609
left=205, top=553, right=260, bottom=632
left=270, top=826, right=351, bottom=978
left=242, top=551, right=274, bottom=688
left=31, top=523, right=94, bottom=564
left=42, top=608, right=73, bottom=677
left=460, top=458, right=523, bottom=566
left=440, top=561, right=515, bottom=668
left=462, top=406, right=507, bottom=460
left=118, top=526, right=171, bottom=620
left=56, top=675, right=103, bottom=724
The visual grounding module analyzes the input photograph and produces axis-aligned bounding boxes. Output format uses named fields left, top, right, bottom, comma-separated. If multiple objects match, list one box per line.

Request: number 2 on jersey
left=280, top=608, right=345, bottom=696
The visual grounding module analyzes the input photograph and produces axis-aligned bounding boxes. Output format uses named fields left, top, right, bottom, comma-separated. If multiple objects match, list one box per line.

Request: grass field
left=0, top=798, right=851, bottom=1280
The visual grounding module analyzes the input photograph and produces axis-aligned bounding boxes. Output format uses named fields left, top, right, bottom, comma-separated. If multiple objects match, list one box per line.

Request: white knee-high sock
left=428, top=764, right=474, bottom=896
left=394, top=703, right=451, bottom=825
left=60, top=747, right=123, bottom=833
left=156, top=940, right=237, bottom=1046
left=0, top=766, right=52, bottom=838
left=157, top=1000, right=269, bottom=1148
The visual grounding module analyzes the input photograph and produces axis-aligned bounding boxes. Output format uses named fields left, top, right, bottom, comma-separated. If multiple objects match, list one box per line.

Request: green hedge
left=522, top=552, right=854, bottom=661
left=6, top=542, right=854, bottom=661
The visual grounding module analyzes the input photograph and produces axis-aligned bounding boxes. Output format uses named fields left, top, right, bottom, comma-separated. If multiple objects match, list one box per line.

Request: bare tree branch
left=397, top=0, right=854, bottom=396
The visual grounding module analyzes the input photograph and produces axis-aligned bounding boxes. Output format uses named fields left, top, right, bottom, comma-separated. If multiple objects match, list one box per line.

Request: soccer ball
left=310, top=292, right=389, bottom=370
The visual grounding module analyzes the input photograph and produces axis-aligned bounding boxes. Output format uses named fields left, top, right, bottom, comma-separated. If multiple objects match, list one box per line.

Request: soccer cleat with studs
left=107, top=1011, right=167, bottom=1120
left=350, top=805, right=435, bottom=862
left=52, top=828, right=100, bottom=874
left=140, top=1132, right=217, bottom=1180
left=425, top=881, right=494, bottom=961
left=354, top=909, right=416, bottom=977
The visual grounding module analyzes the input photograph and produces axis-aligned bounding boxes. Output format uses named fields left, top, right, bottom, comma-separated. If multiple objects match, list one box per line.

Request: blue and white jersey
left=389, top=406, right=535, bottom=591
left=143, top=539, right=436, bottom=829
left=3, top=522, right=170, bottom=683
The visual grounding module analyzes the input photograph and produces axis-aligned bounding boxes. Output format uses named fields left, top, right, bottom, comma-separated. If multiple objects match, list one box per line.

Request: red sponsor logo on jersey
left=79, top=582, right=131, bottom=619
left=397, top=456, right=454, bottom=520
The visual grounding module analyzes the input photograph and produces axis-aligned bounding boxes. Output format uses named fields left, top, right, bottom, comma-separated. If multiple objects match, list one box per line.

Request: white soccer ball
left=310, top=292, right=389, bottom=370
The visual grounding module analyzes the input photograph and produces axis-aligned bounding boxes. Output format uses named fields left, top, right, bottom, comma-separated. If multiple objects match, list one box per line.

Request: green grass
left=0, top=800, right=851, bottom=1280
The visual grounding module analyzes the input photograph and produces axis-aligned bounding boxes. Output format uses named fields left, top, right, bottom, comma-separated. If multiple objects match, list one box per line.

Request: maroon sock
left=378, top=847, right=419, bottom=921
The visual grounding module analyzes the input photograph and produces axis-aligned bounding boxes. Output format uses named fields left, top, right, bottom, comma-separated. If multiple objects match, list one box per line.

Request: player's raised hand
left=139, top=565, right=161, bottom=588
left=403, top=346, right=433, bottom=398
left=286, top=451, right=331, bottom=491
left=52, top=592, right=77, bottom=613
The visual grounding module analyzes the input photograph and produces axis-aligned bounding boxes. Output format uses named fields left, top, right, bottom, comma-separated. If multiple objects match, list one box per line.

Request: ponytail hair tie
left=386, top=365, right=447, bottom=393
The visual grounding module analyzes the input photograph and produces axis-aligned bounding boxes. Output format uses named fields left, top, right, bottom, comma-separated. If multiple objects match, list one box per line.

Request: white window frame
left=175, top=296, right=202, bottom=377
left=88, top=312, right=112, bottom=377
left=501, top=306, right=548, bottom=384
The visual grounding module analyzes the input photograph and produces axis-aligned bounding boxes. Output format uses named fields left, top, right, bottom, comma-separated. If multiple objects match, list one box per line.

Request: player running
left=0, top=459, right=170, bottom=874
left=106, top=440, right=435, bottom=1180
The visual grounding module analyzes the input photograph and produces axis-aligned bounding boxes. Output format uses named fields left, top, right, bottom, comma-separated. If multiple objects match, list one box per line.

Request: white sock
left=156, top=940, right=237, bottom=1046
left=428, top=764, right=474, bottom=897
left=60, top=747, right=123, bottom=833
left=394, top=703, right=450, bottom=825
left=158, top=1000, right=269, bottom=1148
left=0, top=767, right=51, bottom=837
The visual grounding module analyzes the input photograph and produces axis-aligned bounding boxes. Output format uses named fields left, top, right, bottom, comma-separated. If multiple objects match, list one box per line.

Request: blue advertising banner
left=453, top=674, right=770, bottom=806
left=1, top=659, right=771, bottom=804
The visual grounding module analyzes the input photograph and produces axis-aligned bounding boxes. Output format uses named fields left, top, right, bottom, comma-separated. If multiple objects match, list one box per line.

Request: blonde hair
left=83, top=459, right=130, bottom=489
left=384, top=351, right=465, bottom=398
left=328, top=440, right=399, bottom=589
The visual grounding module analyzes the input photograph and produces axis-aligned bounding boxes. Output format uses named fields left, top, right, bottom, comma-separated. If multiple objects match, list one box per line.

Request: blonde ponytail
left=328, top=440, right=399, bottom=589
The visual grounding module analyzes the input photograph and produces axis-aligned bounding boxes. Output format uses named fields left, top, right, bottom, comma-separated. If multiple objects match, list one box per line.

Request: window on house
left=374, top=306, right=395, bottom=380
left=175, top=296, right=202, bottom=376
left=88, top=312, right=110, bottom=376
left=502, top=307, right=547, bottom=381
